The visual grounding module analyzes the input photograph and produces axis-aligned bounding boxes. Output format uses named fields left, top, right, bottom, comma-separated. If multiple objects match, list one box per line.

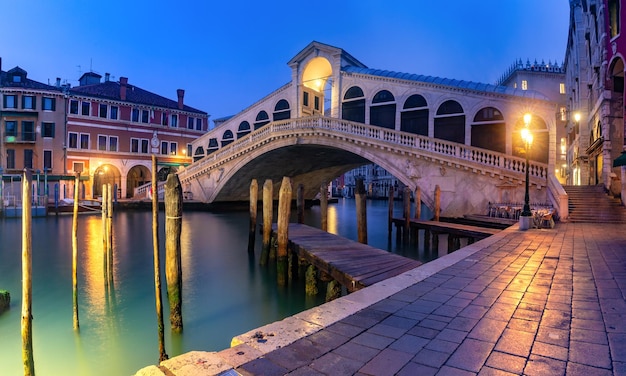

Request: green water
left=0, top=199, right=432, bottom=375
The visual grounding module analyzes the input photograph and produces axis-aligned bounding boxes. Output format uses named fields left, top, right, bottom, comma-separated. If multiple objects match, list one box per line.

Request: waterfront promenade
left=137, top=222, right=626, bottom=375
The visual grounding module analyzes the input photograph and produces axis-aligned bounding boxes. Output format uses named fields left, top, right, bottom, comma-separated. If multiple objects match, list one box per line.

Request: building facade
left=1, top=59, right=67, bottom=204
left=565, top=0, right=625, bottom=201
left=66, top=72, right=209, bottom=199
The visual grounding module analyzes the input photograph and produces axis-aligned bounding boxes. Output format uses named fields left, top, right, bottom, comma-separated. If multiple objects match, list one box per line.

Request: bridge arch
left=370, top=89, right=397, bottom=129
left=400, top=94, right=429, bottom=135
left=221, top=130, right=234, bottom=147
left=434, top=99, right=465, bottom=144
left=254, top=110, right=270, bottom=130
left=237, top=121, right=251, bottom=139
left=126, top=164, right=151, bottom=198
left=342, top=86, right=365, bottom=123
left=273, top=99, right=291, bottom=121
left=93, top=164, right=121, bottom=198
left=471, top=106, right=506, bottom=153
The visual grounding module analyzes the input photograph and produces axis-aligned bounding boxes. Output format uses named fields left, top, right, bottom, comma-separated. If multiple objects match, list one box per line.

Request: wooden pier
left=272, top=223, right=422, bottom=292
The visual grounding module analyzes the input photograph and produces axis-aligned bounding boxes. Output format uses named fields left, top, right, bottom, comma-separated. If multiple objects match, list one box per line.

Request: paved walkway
left=137, top=222, right=626, bottom=376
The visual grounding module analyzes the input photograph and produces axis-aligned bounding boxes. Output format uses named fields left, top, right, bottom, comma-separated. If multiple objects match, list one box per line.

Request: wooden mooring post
left=296, top=183, right=304, bottom=224
left=21, top=169, right=35, bottom=376
left=320, top=182, right=328, bottom=231
left=387, top=185, right=394, bottom=242
left=260, top=179, right=273, bottom=266
left=403, top=187, right=411, bottom=244
left=276, top=177, right=292, bottom=286
left=355, top=178, right=367, bottom=244
left=72, top=172, right=80, bottom=330
left=102, top=184, right=108, bottom=282
left=151, top=155, right=168, bottom=362
left=434, top=185, right=441, bottom=221
left=248, top=179, right=258, bottom=254
left=107, top=183, right=113, bottom=286
left=165, top=173, right=183, bottom=332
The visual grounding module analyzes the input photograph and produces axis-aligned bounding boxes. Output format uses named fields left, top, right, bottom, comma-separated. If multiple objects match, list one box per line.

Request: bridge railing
left=182, top=116, right=548, bottom=182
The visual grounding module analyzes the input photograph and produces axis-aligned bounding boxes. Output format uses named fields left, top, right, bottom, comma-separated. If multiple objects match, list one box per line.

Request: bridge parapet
left=180, top=116, right=548, bottom=187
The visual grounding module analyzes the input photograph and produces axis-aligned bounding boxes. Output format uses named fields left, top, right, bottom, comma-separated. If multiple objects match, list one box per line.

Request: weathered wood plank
left=271, top=223, right=422, bottom=292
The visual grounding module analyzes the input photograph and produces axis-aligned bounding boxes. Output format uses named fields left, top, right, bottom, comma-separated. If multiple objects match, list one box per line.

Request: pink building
left=67, top=72, right=208, bottom=198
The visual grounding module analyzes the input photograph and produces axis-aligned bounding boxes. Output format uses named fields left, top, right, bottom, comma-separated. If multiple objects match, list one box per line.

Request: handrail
left=181, top=116, right=549, bottom=184
left=547, top=175, right=568, bottom=221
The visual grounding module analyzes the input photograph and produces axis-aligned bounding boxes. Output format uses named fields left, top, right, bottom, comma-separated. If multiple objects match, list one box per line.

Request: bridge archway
left=93, top=164, right=121, bottom=198
left=127, top=165, right=151, bottom=198
left=302, top=57, right=333, bottom=116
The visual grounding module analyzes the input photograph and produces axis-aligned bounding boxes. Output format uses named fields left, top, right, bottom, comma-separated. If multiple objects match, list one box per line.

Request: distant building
left=67, top=72, right=209, bottom=198
left=0, top=58, right=67, bottom=202
left=565, top=0, right=625, bottom=200
left=497, top=59, right=568, bottom=184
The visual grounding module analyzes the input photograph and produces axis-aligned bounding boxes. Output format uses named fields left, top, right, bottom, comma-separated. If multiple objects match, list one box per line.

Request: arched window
left=221, top=130, right=234, bottom=147
left=342, top=86, right=365, bottom=123
left=401, top=94, right=428, bottom=135
left=434, top=100, right=465, bottom=144
left=207, top=138, right=218, bottom=155
left=471, top=107, right=505, bottom=153
left=370, top=90, right=396, bottom=130
left=273, top=99, right=291, bottom=121
left=512, top=115, right=548, bottom=163
left=237, top=121, right=251, bottom=139
left=254, top=110, right=270, bottom=130
left=193, top=146, right=205, bottom=162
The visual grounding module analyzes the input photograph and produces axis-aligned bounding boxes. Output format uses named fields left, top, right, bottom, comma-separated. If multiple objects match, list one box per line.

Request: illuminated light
left=574, top=112, right=581, bottom=122
left=523, top=113, right=532, bottom=126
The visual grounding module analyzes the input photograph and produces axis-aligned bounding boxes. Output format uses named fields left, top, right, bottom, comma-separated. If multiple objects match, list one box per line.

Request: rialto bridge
left=177, top=42, right=567, bottom=218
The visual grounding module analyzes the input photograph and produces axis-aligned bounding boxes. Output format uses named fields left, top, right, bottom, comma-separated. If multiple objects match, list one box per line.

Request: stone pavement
left=137, top=222, right=626, bottom=376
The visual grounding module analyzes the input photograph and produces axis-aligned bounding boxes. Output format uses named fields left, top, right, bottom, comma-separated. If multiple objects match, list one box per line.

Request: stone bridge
left=178, top=116, right=555, bottom=218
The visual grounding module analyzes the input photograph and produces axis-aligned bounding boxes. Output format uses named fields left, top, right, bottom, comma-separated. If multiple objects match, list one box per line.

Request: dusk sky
left=1, top=1, right=569, bottom=124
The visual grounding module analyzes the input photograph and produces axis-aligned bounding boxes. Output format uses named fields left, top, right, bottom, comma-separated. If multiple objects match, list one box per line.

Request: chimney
left=105, top=73, right=110, bottom=82
left=56, top=77, right=61, bottom=87
left=177, top=89, right=184, bottom=110
left=120, top=77, right=128, bottom=101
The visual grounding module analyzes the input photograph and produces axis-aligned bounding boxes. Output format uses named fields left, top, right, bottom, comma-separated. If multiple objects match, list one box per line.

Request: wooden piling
left=248, top=179, right=258, bottom=254
left=107, top=183, right=113, bottom=285
left=72, top=172, right=80, bottom=330
left=102, top=184, right=108, bottom=282
left=355, top=178, right=367, bottom=244
left=320, top=182, right=328, bottom=231
left=305, top=265, right=318, bottom=296
left=325, top=280, right=342, bottom=302
left=387, top=185, right=394, bottom=242
left=296, top=183, right=304, bottom=224
left=403, top=187, right=411, bottom=244
left=21, top=169, right=35, bottom=376
left=414, top=186, right=421, bottom=220
left=165, top=173, right=183, bottom=332
left=260, top=179, right=273, bottom=266
left=434, top=185, right=441, bottom=221
left=276, top=177, right=292, bottom=286
left=151, top=155, right=168, bottom=362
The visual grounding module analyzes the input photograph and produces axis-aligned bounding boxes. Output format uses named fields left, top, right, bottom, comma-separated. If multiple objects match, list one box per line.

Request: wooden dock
left=272, top=223, right=422, bottom=292
left=391, top=218, right=502, bottom=239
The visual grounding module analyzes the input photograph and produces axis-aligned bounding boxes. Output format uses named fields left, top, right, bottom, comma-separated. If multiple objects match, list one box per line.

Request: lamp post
left=519, top=113, right=533, bottom=230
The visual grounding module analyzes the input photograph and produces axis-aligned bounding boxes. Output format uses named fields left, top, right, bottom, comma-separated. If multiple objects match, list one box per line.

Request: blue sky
left=1, top=0, right=569, bottom=123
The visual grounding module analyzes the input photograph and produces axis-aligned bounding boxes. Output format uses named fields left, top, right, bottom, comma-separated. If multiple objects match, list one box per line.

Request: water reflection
left=0, top=199, right=431, bottom=375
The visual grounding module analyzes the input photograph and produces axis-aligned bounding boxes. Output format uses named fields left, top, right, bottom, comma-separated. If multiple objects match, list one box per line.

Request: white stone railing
left=134, top=181, right=165, bottom=199
left=181, top=116, right=548, bottom=184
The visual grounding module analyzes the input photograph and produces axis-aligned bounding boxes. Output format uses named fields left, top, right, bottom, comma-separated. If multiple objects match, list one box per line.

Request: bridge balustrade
left=182, top=116, right=548, bottom=183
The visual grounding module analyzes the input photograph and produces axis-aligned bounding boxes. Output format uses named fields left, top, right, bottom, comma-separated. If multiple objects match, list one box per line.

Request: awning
left=613, top=151, right=626, bottom=167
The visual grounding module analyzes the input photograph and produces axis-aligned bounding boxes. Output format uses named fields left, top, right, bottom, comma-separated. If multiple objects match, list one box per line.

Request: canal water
left=0, top=199, right=435, bottom=375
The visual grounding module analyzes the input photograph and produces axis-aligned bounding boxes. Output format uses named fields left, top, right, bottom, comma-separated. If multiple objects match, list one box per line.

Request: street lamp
left=521, top=113, right=534, bottom=221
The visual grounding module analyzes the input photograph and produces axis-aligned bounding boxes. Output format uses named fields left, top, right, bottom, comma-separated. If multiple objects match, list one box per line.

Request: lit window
left=559, top=83, right=565, bottom=94
left=521, top=80, right=528, bottom=90
left=560, top=107, right=567, bottom=121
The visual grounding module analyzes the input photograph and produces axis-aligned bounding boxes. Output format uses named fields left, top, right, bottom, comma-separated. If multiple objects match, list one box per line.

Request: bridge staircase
left=564, top=185, right=626, bottom=223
